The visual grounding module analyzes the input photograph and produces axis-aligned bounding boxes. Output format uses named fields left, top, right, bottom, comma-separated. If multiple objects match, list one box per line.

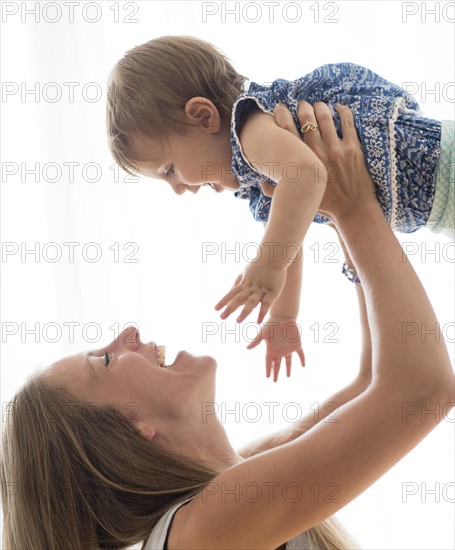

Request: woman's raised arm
left=236, top=222, right=373, bottom=461
left=170, top=104, right=454, bottom=550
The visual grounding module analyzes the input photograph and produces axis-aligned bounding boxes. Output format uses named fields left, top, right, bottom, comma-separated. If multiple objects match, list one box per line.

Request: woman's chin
left=167, top=351, right=217, bottom=371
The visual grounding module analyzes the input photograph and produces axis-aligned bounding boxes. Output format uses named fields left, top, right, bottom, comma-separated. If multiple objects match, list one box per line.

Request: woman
left=1, top=104, right=453, bottom=550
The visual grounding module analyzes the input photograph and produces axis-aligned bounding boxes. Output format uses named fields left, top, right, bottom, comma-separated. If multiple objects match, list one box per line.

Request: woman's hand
left=272, top=101, right=378, bottom=224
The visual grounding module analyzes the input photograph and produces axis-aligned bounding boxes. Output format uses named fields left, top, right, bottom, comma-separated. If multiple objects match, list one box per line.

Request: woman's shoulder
left=168, top=497, right=311, bottom=550
left=162, top=443, right=324, bottom=549
left=143, top=498, right=194, bottom=550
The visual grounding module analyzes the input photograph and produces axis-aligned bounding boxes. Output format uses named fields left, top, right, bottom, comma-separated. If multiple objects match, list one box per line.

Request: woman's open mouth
left=156, top=345, right=167, bottom=368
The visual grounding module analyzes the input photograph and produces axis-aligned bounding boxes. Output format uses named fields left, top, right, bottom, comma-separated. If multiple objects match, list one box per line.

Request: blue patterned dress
left=230, top=63, right=447, bottom=234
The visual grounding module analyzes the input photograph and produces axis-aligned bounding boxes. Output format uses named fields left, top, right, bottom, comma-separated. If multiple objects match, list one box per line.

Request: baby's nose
left=172, top=183, right=187, bottom=195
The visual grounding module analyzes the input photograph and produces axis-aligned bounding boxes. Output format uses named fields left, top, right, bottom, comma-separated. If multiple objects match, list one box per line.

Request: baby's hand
left=215, top=262, right=287, bottom=325
left=247, top=317, right=305, bottom=382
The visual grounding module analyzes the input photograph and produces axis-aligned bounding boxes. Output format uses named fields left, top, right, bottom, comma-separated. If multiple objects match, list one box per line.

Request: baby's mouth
left=205, top=182, right=225, bottom=193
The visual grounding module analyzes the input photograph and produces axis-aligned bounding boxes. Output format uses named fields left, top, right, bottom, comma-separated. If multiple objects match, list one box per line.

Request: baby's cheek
left=184, top=169, right=201, bottom=185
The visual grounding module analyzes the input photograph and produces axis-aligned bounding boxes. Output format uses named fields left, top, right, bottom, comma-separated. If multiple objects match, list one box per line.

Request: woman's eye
left=104, top=352, right=111, bottom=367
left=165, top=165, right=175, bottom=178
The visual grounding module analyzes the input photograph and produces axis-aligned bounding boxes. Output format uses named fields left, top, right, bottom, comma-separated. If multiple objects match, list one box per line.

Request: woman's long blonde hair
left=1, top=372, right=360, bottom=549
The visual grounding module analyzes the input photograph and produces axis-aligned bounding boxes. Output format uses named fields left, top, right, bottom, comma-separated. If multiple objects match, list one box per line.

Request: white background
left=1, top=1, right=454, bottom=548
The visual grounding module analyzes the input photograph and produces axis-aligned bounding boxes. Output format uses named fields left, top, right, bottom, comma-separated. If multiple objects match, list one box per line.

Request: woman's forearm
left=334, top=227, right=372, bottom=384
left=354, top=282, right=373, bottom=383
left=238, top=376, right=369, bottom=459
left=334, top=202, right=453, bottom=393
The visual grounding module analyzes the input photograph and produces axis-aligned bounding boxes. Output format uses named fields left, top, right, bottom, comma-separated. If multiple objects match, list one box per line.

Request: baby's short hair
left=106, top=35, right=248, bottom=175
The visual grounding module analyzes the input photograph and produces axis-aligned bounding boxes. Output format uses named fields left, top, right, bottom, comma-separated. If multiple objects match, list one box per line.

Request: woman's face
left=44, top=326, right=219, bottom=447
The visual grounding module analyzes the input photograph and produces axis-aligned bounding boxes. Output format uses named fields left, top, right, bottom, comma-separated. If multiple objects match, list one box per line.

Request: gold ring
left=300, top=121, right=318, bottom=134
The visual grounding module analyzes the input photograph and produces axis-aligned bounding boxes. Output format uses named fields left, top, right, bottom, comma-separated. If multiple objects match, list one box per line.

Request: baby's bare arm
left=240, top=107, right=326, bottom=270
left=268, top=250, right=303, bottom=319
left=214, top=110, right=326, bottom=324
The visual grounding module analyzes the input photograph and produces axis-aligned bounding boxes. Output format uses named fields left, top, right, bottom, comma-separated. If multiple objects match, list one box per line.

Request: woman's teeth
left=157, top=345, right=166, bottom=368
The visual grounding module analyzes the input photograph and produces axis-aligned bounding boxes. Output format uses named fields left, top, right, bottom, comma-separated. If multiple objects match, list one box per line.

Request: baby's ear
left=185, top=97, right=220, bottom=130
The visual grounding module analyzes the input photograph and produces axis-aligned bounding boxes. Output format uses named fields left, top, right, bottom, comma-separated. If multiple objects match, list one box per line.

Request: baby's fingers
left=272, top=359, right=282, bottom=383
left=266, top=356, right=274, bottom=378
left=214, top=285, right=242, bottom=312
left=257, top=295, right=275, bottom=325
left=236, top=293, right=263, bottom=323
left=246, top=330, right=263, bottom=350
left=285, top=355, right=292, bottom=377
left=218, top=289, right=260, bottom=321
left=234, top=273, right=243, bottom=285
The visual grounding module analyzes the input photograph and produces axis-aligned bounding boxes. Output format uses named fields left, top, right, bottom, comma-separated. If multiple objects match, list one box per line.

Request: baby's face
left=130, top=126, right=240, bottom=195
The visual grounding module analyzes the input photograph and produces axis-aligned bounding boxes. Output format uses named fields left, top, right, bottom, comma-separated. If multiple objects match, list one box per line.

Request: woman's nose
left=114, top=326, right=141, bottom=351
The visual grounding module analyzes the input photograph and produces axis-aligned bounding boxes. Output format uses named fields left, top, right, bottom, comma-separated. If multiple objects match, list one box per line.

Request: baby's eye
left=165, top=165, right=175, bottom=178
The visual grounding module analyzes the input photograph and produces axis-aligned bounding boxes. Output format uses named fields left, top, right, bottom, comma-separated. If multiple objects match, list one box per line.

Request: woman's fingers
left=313, top=102, right=340, bottom=150
left=272, top=103, right=299, bottom=138
left=281, top=101, right=355, bottom=152
left=335, top=103, right=357, bottom=144
left=295, top=100, right=323, bottom=152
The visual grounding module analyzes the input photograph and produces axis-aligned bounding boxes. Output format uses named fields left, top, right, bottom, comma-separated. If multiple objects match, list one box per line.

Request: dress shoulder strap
left=143, top=497, right=194, bottom=550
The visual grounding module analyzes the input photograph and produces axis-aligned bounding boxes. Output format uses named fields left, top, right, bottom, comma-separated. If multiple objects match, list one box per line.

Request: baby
left=106, top=35, right=454, bottom=379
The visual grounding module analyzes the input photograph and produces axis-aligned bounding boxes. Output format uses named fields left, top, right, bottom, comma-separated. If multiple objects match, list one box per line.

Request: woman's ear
left=136, top=420, right=156, bottom=441
left=185, top=97, right=221, bottom=131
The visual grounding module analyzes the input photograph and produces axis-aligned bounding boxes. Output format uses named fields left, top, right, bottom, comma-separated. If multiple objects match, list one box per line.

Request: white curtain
left=1, top=2, right=454, bottom=548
